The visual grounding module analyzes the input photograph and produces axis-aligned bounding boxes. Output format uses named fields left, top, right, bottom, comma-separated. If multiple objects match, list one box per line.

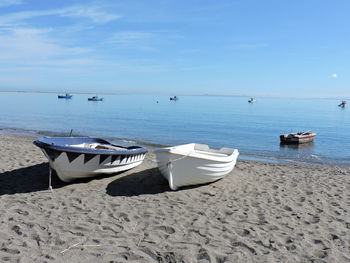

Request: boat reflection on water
left=280, top=141, right=315, bottom=151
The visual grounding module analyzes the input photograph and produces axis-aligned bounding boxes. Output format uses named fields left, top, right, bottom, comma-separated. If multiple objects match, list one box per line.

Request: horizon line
left=0, top=90, right=348, bottom=100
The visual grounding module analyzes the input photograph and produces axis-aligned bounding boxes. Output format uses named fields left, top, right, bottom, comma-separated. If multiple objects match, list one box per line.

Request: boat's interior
left=70, top=143, right=134, bottom=151
left=193, top=144, right=234, bottom=156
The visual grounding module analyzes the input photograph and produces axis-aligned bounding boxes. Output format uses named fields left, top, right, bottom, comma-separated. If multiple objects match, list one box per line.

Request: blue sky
left=0, top=0, right=349, bottom=97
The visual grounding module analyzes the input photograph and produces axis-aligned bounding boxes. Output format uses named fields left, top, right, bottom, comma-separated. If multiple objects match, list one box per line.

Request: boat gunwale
left=34, top=137, right=147, bottom=155
left=155, top=144, right=239, bottom=162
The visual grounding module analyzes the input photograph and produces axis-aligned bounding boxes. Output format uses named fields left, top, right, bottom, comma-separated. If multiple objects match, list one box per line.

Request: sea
left=0, top=92, right=349, bottom=166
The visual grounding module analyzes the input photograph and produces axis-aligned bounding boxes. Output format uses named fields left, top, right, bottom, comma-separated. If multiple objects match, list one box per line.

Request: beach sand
left=0, top=134, right=349, bottom=262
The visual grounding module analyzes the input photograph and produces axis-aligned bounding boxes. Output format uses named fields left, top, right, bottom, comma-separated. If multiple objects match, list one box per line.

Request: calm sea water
left=0, top=92, right=349, bottom=166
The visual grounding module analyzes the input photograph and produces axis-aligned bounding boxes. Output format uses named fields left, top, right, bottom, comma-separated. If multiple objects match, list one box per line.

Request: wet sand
left=0, top=134, right=349, bottom=262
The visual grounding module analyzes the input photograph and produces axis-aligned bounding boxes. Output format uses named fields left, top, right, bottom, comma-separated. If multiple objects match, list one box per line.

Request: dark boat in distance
left=88, top=96, right=103, bottom=101
left=58, top=93, right=72, bottom=99
left=280, top=131, right=316, bottom=144
left=338, top=101, right=346, bottom=108
left=170, top=96, right=178, bottom=101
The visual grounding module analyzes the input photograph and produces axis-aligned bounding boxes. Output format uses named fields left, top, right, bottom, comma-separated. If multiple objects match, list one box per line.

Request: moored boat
left=34, top=137, right=147, bottom=182
left=170, top=96, right=178, bottom=101
left=58, top=93, right=72, bottom=99
left=155, top=143, right=239, bottom=190
left=248, top=98, right=256, bottom=103
left=338, top=101, right=346, bottom=108
left=280, top=131, right=316, bottom=144
left=88, top=96, right=103, bottom=101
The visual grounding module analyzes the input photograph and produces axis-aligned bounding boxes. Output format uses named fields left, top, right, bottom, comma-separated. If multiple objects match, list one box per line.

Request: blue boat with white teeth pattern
left=34, top=137, right=147, bottom=182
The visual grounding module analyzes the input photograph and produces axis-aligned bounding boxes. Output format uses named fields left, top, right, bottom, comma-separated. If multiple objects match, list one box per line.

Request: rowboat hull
left=280, top=131, right=316, bottom=144
left=34, top=137, right=147, bottom=182
left=155, top=143, right=239, bottom=190
left=58, top=95, right=72, bottom=99
left=88, top=96, right=103, bottom=101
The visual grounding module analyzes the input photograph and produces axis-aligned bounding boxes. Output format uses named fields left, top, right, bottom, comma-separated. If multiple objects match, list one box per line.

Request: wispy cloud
left=0, top=4, right=121, bottom=26
left=58, top=5, right=121, bottom=24
left=109, top=31, right=154, bottom=44
left=0, top=0, right=22, bottom=7
left=328, top=73, right=337, bottom=78
left=233, top=43, right=268, bottom=49
left=0, top=27, right=173, bottom=73
left=0, top=28, right=93, bottom=65
left=0, top=3, right=116, bottom=77
left=107, top=30, right=183, bottom=51
left=108, top=31, right=158, bottom=51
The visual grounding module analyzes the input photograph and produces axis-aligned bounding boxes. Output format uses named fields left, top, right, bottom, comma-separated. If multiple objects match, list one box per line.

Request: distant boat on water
left=338, top=101, right=347, bottom=108
left=280, top=131, right=316, bottom=144
left=88, top=96, right=103, bottom=101
left=58, top=93, right=72, bottom=99
left=248, top=98, right=256, bottom=103
left=170, top=96, right=178, bottom=101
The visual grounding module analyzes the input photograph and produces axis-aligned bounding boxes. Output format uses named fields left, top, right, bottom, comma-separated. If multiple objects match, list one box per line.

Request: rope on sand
left=60, top=243, right=124, bottom=253
left=60, top=242, right=81, bottom=254
left=48, top=167, right=53, bottom=192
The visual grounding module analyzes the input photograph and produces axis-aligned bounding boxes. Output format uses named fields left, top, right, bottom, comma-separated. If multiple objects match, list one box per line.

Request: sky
left=0, top=0, right=349, bottom=98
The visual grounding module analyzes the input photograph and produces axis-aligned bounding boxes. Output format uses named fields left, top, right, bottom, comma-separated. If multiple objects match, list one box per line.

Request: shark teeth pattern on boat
left=34, top=137, right=147, bottom=182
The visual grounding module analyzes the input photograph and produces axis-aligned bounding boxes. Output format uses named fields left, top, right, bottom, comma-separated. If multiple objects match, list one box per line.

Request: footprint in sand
left=15, top=209, right=29, bottom=216
left=310, top=215, right=320, bottom=224
left=155, top=225, right=176, bottom=234
left=197, top=248, right=211, bottom=262
left=283, top=205, right=293, bottom=212
left=0, top=247, right=20, bottom=255
left=285, top=238, right=296, bottom=251
left=235, top=228, right=250, bottom=237
left=116, top=212, right=130, bottom=222
left=11, top=225, right=22, bottom=236
left=314, top=250, right=328, bottom=259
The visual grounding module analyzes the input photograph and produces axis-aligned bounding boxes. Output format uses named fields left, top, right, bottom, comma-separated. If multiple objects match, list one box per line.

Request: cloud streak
left=109, top=31, right=155, bottom=44
left=0, top=4, right=121, bottom=25
left=233, top=43, right=268, bottom=49
left=107, top=30, right=183, bottom=52
left=0, top=0, right=22, bottom=7
left=0, top=3, right=122, bottom=70
left=0, top=27, right=93, bottom=66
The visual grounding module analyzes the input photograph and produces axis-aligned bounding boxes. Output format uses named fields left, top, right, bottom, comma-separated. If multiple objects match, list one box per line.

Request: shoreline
left=1, top=127, right=349, bottom=168
left=0, top=133, right=349, bottom=262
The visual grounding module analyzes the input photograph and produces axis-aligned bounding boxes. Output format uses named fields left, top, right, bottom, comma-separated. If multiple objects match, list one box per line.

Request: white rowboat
left=155, top=143, right=239, bottom=190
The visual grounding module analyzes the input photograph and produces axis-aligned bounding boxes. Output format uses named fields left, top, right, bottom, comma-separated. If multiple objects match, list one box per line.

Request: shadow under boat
left=0, top=162, right=225, bottom=196
left=0, top=163, right=66, bottom=195
left=106, top=168, right=169, bottom=197
left=0, top=162, right=134, bottom=195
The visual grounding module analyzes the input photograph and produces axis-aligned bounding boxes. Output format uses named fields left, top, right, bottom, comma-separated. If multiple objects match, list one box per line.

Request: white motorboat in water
left=34, top=137, right=147, bottom=182
left=155, top=143, right=239, bottom=190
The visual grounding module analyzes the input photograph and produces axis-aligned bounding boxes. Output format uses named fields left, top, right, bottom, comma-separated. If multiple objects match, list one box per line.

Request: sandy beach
left=0, top=134, right=349, bottom=262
